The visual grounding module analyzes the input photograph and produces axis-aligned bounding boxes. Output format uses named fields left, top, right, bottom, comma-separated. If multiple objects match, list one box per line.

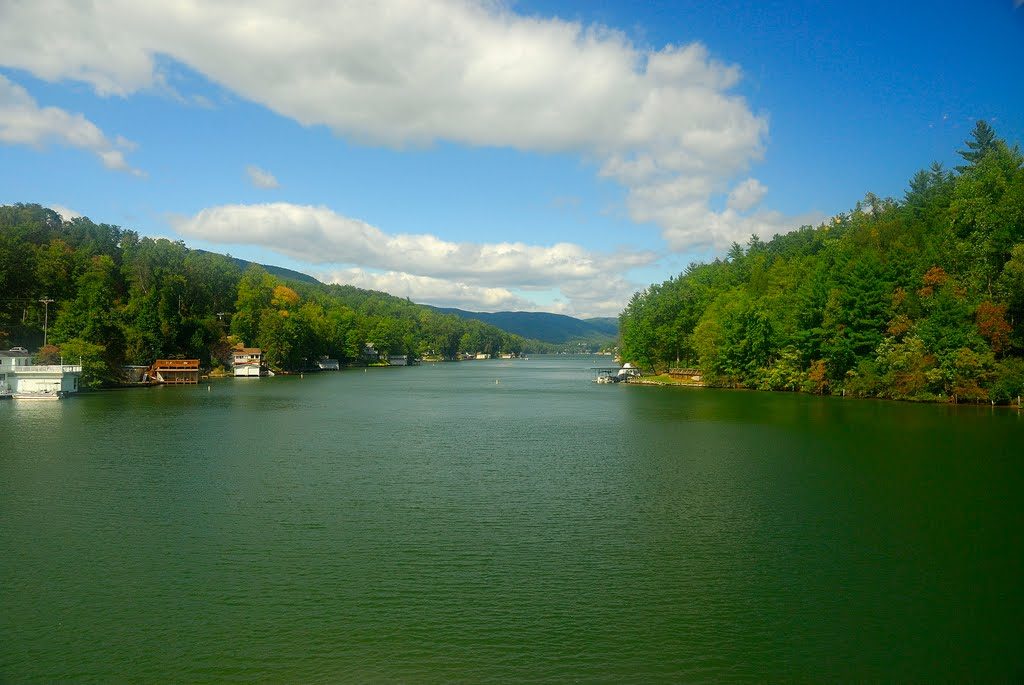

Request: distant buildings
left=0, top=347, right=82, bottom=397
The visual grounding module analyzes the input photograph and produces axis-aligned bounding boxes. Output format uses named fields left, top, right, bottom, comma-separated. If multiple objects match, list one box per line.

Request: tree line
left=0, top=204, right=532, bottom=386
left=619, top=122, right=1024, bottom=403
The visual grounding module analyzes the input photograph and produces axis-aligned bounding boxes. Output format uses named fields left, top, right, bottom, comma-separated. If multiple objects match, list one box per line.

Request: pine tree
left=956, top=120, right=997, bottom=171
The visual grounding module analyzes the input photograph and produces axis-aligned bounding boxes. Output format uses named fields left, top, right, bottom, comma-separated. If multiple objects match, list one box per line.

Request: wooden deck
left=149, top=359, right=200, bottom=384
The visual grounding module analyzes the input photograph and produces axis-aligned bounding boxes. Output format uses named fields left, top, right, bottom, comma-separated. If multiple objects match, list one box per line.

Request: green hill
left=0, top=204, right=532, bottom=383
left=619, top=122, right=1024, bottom=403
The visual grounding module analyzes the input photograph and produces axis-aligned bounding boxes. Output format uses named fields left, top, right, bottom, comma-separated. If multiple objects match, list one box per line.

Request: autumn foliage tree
left=976, top=301, right=1011, bottom=356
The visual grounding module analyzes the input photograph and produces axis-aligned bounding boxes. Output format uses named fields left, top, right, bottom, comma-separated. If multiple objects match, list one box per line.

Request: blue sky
left=1, top=1, right=1022, bottom=317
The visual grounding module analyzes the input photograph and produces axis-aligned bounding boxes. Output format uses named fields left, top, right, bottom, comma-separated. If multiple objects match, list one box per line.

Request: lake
left=1, top=355, right=1022, bottom=681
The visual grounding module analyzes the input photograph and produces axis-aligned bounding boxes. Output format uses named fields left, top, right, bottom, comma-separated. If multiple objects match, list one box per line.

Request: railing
left=12, top=365, right=82, bottom=374
left=152, top=359, right=200, bottom=370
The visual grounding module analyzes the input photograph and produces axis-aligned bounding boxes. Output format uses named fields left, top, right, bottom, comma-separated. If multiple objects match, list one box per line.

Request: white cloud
left=321, top=268, right=632, bottom=318
left=654, top=205, right=823, bottom=251
left=322, top=268, right=539, bottom=312
left=48, top=204, right=82, bottom=220
left=726, top=178, right=767, bottom=212
left=0, top=74, right=143, bottom=176
left=246, top=164, right=279, bottom=189
left=173, top=202, right=652, bottom=316
left=0, top=1, right=803, bottom=249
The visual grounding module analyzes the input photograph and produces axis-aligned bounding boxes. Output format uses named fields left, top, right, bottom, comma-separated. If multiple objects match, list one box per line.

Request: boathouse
left=1, top=347, right=82, bottom=395
left=232, top=347, right=264, bottom=377
left=149, top=359, right=200, bottom=384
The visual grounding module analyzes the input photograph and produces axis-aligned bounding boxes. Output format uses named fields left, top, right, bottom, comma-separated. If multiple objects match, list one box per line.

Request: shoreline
left=630, top=373, right=1024, bottom=408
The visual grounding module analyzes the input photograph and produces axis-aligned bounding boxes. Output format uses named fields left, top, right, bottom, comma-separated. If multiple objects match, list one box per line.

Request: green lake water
left=2, top=355, right=1022, bottom=681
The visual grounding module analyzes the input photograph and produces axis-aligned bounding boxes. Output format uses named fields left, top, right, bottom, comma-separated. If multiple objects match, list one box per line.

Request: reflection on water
left=1, top=357, right=1021, bottom=681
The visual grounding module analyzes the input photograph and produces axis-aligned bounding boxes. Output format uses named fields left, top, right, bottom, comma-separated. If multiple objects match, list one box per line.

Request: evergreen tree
left=956, top=120, right=997, bottom=171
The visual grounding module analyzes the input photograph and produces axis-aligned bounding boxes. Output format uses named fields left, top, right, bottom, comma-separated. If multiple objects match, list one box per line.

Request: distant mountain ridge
left=199, top=252, right=618, bottom=344
left=427, top=307, right=619, bottom=344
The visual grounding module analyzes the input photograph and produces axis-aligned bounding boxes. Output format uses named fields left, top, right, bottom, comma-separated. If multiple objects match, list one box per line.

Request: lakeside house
left=317, top=357, right=340, bottom=371
left=232, top=346, right=265, bottom=377
left=148, top=359, right=200, bottom=384
left=362, top=343, right=381, bottom=363
left=0, top=347, right=82, bottom=397
left=387, top=354, right=408, bottom=366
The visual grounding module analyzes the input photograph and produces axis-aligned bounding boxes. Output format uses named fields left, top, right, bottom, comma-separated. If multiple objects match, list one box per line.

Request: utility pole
left=39, top=297, right=54, bottom=347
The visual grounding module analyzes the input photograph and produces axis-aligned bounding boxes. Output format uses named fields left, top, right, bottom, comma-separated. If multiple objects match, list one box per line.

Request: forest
left=619, top=122, right=1024, bottom=403
left=0, top=204, right=531, bottom=386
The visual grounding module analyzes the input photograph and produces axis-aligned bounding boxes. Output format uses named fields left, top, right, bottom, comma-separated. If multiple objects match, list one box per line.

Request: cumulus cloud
left=246, top=164, right=279, bottom=189
left=173, top=202, right=652, bottom=316
left=726, top=178, right=767, bottom=212
left=0, top=0, right=803, bottom=249
left=0, top=74, right=143, bottom=175
left=322, top=268, right=634, bottom=318
left=322, top=268, right=540, bottom=312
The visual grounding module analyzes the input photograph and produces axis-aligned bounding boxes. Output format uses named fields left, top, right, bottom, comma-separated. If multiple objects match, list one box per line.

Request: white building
left=233, top=347, right=264, bottom=377
left=0, top=347, right=82, bottom=397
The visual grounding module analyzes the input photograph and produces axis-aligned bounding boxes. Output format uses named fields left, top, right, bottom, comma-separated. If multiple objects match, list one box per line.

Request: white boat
left=12, top=389, right=67, bottom=400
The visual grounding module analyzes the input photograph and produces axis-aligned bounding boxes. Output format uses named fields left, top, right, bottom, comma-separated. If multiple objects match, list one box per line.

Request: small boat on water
left=12, top=389, right=67, bottom=400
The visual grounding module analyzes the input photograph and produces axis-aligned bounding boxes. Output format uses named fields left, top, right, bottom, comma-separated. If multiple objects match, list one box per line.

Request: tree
left=976, top=301, right=1012, bottom=356
left=948, top=139, right=1024, bottom=291
left=57, top=338, right=112, bottom=389
left=998, top=242, right=1024, bottom=347
left=956, top=120, right=998, bottom=171
left=231, top=266, right=275, bottom=345
left=49, top=255, right=122, bottom=352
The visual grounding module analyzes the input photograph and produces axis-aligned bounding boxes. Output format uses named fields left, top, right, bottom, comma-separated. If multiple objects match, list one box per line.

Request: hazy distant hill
left=581, top=317, right=619, bottom=337
left=428, top=307, right=619, bottom=344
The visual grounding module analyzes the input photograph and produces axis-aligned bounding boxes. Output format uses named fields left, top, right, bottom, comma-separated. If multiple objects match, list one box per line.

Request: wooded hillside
left=619, top=122, right=1024, bottom=403
left=0, top=204, right=527, bottom=385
